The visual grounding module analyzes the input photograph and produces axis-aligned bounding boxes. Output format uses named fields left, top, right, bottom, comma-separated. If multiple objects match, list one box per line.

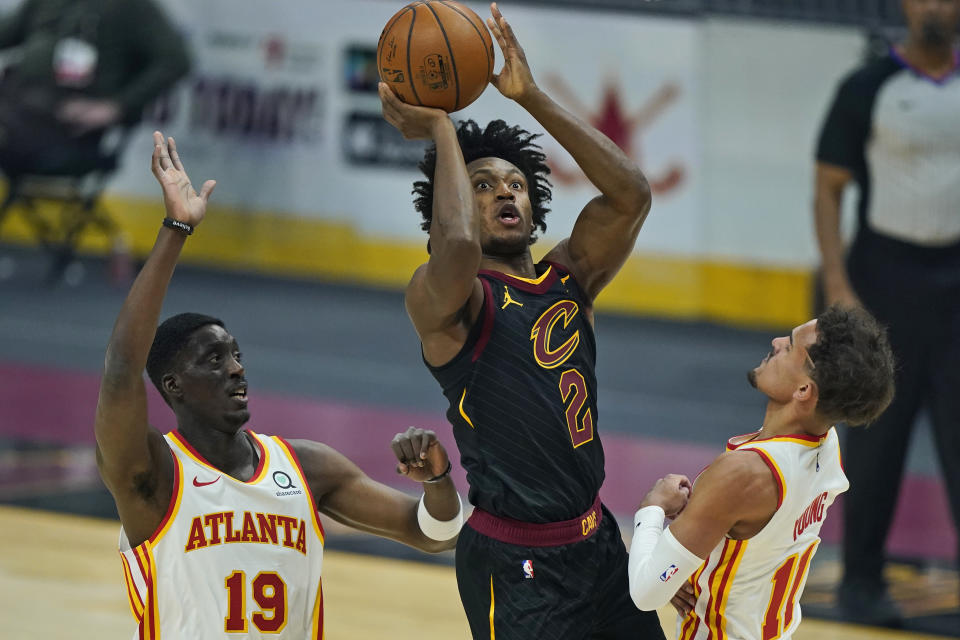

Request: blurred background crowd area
left=0, top=0, right=907, bottom=327
left=0, top=0, right=956, bottom=637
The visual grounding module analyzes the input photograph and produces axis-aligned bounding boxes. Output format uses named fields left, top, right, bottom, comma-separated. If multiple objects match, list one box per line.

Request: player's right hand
left=151, top=131, right=215, bottom=228
left=391, top=427, right=451, bottom=483
left=639, top=473, right=692, bottom=518
left=378, top=83, right=449, bottom=140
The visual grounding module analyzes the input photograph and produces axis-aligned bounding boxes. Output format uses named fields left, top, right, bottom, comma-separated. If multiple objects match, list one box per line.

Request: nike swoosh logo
left=193, top=475, right=221, bottom=487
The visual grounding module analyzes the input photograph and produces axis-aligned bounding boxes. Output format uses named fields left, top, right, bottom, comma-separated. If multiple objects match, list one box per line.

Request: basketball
left=377, top=1, right=495, bottom=113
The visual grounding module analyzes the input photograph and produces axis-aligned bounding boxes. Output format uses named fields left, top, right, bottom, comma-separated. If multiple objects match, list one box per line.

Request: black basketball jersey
left=427, top=261, right=605, bottom=523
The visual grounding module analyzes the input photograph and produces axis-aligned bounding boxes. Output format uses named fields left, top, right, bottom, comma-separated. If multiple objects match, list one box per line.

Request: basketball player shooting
left=380, top=3, right=664, bottom=638
left=627, top=306, right=895, bottom=640
left=94, top=132, right=463, bottom=639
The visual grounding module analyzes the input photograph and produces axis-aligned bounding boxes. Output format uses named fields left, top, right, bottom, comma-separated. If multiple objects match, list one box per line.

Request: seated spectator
left=0, top=0, right=190, bottom=176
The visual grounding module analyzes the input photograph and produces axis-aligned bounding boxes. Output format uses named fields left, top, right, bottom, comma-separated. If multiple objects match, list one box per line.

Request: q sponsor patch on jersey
left=273, top=470, right=303, bottom=496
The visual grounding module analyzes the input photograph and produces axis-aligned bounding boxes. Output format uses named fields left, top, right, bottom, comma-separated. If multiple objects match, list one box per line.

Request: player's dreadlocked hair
left=413, top=119, right=552, bottom=244
left=807, top=305, right=895, bottom=426
left=146, top=312, right=224, bottom=405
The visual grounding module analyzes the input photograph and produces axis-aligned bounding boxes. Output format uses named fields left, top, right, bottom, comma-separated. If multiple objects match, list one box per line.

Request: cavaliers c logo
left=530, top=300, right=580, bottom=369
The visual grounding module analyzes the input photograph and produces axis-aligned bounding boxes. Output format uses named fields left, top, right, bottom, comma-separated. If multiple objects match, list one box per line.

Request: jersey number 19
left=224, top=570, right=288, bottom=633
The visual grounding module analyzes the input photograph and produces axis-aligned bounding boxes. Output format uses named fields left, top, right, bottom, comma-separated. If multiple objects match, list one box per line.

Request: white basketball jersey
left=676, top=427, right=848, bottom=640
left=118, top=430, right=325, bottom=639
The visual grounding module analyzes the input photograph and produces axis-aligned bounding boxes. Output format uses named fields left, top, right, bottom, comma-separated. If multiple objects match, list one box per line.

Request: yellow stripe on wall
left=0, top=193, right=811, bottom=328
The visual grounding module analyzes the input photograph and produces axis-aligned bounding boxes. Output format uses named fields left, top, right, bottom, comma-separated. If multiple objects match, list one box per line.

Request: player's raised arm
left=94, top=132, right=216, bottom=545
left=290, top=428, right=462, bottom=553
left=379, top=84, right=482, bottom=345
left=487, top=3, right=651, bottom=302
left=628, top=452, right=778, bottom=610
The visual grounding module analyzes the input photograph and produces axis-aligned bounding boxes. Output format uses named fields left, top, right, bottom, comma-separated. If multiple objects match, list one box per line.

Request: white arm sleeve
left=628, top=506, right=704, bottom=611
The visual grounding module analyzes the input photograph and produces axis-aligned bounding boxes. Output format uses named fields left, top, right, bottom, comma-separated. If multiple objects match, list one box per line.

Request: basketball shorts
left=456, top=503, right=666, bottom=639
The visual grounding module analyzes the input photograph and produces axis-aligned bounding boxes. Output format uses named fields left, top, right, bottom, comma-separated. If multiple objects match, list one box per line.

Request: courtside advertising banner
left=91, top=0, right=703, bottom=256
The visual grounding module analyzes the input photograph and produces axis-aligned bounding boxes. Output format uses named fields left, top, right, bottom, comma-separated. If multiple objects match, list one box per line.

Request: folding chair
left=0, top=126, right=132, bottom=283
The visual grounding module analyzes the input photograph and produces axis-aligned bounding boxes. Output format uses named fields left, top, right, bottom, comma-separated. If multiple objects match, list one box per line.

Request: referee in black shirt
left=813, top=0, right=960, bottom=626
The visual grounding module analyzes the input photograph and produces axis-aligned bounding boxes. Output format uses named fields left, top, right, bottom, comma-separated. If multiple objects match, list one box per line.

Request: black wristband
left=162, top=217, right=193, bottom=235
left=423, top=461, right=452, bottom=484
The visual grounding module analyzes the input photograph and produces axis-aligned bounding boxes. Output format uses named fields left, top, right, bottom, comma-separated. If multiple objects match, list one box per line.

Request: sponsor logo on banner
left=189, top=77, right=323, bottom=143
left=343, top=112, right=427, bottom=167
left=544, top=76, right=686, bottom=197
left=341, top=45, right=426, bottom=167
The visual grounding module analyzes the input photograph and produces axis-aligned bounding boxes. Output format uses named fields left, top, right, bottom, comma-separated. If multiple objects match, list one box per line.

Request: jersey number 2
left=559, top=368, right=594, bottom=448
left=224, top=570, right=287, bottom=633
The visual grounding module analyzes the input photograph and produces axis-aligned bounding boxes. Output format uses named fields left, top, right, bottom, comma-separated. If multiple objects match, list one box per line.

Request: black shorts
left=455, top=506, right=666, bottom=639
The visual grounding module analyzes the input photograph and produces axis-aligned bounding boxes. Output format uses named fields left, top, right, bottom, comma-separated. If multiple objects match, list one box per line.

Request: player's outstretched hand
left=487, top=2, right=538, bottom=103
left=391, top=427, right=451, bottom=483
left=378, top=83, right=449, bottom=140
left=639, top=473, right=692, bottom=518
left=151, top=131, right=215, bottom=229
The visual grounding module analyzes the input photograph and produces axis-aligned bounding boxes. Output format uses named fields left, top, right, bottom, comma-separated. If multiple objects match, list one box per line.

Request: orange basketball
left=377, top=1, right=495, bottom=113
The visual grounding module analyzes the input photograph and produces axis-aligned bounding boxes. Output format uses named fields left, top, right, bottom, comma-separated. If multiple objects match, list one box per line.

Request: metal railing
left=509, top=0, right=905, bottom=27
left=703, top=0, right=902, bottom=26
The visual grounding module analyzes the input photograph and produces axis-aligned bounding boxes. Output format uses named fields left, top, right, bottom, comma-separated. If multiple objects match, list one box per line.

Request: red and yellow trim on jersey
left=168, top=429, right=270, bottom=484
left=678, top=560, right=708, bottom=640
left=274, top=436, right=326, bottom=546
left=119, top=550, right=145, bottom=622
left=500, top=265, right=553, bottom=285
left=311, top=577, right=325, bottom=640
left=129, top=542, right=160, bottom=639
left=119, top=453, right=184, bottom=630
left=503, top=265, right=553, bottom=284
left=479, top=264, right=558, bottom=294
left=727, top=430, right=828, bottom=451
left=833, top=428, right=845, bottom=473
left=741, top=448, right=786, bottom=510
left=149, top=453, right=185, bottom=544
left=702, top=538, right=748, bottom=640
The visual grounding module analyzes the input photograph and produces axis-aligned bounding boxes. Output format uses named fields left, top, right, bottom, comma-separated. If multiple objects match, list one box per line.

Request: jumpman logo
left=501, top=286, right=523, bottom=310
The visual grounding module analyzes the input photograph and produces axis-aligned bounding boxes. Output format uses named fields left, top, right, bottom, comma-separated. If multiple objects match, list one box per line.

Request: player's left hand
left=670, top=580, right=697, bottom=617
left=639, top=473, right=692, bottom=518
left=487, top=3, right=538, bottom=103
left=391, top=427, right=450, bottom=483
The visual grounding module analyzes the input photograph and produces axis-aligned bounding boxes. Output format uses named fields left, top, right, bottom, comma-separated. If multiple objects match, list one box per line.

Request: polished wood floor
left=0, top=506, right=945, bottom=640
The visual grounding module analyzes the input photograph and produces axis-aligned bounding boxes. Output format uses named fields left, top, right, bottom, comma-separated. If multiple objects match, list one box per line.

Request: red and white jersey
left=118, top=430, right=325, bottom=639
left=676, top=427, right=848, bottom=640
